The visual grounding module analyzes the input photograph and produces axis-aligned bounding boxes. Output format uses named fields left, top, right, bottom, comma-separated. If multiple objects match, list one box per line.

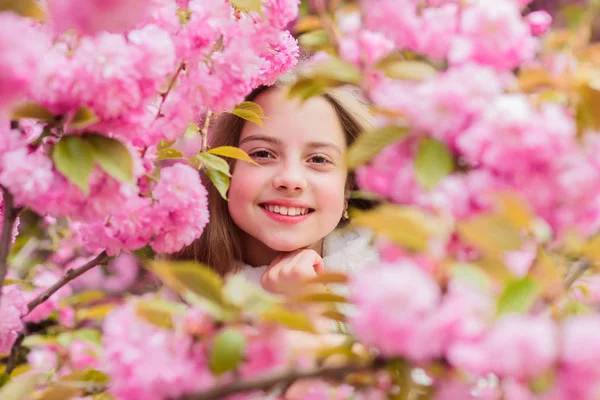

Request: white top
left=239, top=228, right=380, bottom=290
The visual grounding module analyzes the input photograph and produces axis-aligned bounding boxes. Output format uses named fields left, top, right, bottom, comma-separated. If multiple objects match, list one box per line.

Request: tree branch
left=4, top=331, right=25, bottom=375
left=183, top=359, right=385, bottom=400
left=155, top=62, right=186, bottom=119
left=27, top=251, right=111, bottom=313
left=564, top=259, right=591, bottom=290
left=200, top=109, right=213, bottom=152
left=0, top=187, right=20, bottom=300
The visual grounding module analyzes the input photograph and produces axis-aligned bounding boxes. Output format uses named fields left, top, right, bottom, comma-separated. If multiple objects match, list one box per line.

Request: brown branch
left=564, top=259, right=591, bottom=290
left=0, top=187, right=21, bottom=301
left=4, top=331, right=25, bottom=375
left=183, top=359, right=385, bottom=400
left=200, top=109, right=213, bottom=152
left=155, top=62, right=186, bottom=119
left=27, top=251, right=111, bottom=313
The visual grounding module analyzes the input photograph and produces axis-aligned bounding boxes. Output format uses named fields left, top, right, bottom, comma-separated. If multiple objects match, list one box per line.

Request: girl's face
left=228, top=88, right=348, bottom=257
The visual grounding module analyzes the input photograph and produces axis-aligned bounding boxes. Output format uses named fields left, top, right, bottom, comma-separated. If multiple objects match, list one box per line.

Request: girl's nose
left=272, top=164, right=307, bottom=193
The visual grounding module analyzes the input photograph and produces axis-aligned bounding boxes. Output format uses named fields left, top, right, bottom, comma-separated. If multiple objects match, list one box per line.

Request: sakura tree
left=2, top=0, right=600, bottom=399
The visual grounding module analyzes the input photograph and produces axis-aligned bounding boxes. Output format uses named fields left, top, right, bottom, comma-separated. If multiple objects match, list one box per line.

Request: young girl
left=177, top=75, right=379, bottom=298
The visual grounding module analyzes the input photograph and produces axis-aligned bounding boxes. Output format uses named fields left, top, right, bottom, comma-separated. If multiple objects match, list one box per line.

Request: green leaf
left=234, top=101, right=265, bottom=118
left=232, top=102, right=266, bottom=128
left=210, top=328, right=246, bottom=375
left=0, top=372, right=46, bottom=400
left=457, top=214, right=523, bottom=255
left=260, top=307, right=315, bottom=332
left=351, top=205, right=436, bottom=252
left=0, top=373, right=10, bottom=388
left=85, top=134, right=134, bottom=184
left=208, top=146, right=259, bottom=166
left=149, top=261, right=225, bottom=307
left=11, top=101, right=55, bottom=121
left=298, top=29, right=330, bottom=50
left=136, top=299, right=186, bottom=330
left=157, top=147, right=184, bottom=160
left=292, top=292, right=347, bottom=303
left=450, top=263, right=493, bottom=292
left=0, top=0, right=44, bottom=19
left=206, top=168, right=230, bottom=201
left=304, top=272, right=349, bottom=285
left=379, top=60, right=437, bottom=81
left=231, top=0, right=263, bottom=14
left=308, top=57, right=363, bottom=85
left=414, top=138, right=454, bottom=189
left=76, top=304, right=116, bottom=322
left=287, top=78, right=326, bottom=101
left=497, top=277, right=540, bottom=316
left=71, top=107, right=99, bottom=129
left=195, top=152, right=231, bottom=176
left=52, top=136, right=94, bottom=194
left=62, top=290, right=106, bottom=307
left=346, top=126, right=408, bottom=169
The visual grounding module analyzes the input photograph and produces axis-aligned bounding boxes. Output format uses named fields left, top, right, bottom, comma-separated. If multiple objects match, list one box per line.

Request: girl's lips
left=259, top=206, right=312, bottom=224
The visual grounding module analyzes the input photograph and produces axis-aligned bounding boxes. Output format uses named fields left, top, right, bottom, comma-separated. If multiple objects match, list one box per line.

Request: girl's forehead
left=240, top=88, right=346, bottom=146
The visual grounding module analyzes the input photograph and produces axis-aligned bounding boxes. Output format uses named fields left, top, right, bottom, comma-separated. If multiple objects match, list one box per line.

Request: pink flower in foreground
left=151, top=163, right=210, bottom=254
left=559, top=315, right=600, bottom=396
left=448, top=315, right=558, bottom=380
left=0, top=286, right=27, bottom=354
left=239, top=325, right=290, bottom=378
left=0, top=13, right=49, bottom=116
left=103, top=301, right=214, bottom=400
left=350, top=261, right=442, bottom=361
left=48, top=0, right=154, bottom=36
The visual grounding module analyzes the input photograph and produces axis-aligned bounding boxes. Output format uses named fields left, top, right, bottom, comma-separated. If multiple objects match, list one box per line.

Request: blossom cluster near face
left=0, top=0, right=300, bottom=255
left=350, top=261, right=600, bottom=398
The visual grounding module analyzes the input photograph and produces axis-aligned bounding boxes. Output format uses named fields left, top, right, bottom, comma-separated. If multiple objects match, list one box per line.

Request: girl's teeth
left=265, top=205, right=309, bottom=216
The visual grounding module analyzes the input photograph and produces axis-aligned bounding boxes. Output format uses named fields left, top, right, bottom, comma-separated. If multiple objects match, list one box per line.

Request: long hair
left=173, top=80, right=374, bottom=276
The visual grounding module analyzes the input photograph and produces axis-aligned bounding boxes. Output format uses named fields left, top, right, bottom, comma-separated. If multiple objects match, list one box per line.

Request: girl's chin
left=263, top=238, right=315, bottom=253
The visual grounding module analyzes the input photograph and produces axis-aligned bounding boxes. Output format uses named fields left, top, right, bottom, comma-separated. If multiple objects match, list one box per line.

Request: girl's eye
left=249, top=150, right=274, bottom=159
left=309, top=154, right=333, bottom=164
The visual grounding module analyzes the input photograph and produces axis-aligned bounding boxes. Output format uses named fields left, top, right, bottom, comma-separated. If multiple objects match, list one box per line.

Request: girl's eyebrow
left=239, top=134, right=281, bottom=146
left=239, top=134, right=342, bottom=154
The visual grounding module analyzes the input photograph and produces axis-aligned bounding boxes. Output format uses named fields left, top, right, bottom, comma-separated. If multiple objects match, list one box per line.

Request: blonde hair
left=174, top=79, right=374, bottom=276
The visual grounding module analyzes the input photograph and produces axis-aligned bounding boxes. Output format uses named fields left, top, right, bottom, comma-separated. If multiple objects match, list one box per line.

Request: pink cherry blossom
left=340, top=30, right=394, bottom=68
left=350, top=261, right=442, bottom=361
left=239, top=324, right=290, bottom=378
left=151, top=163, right=210, bottom=254
left=449, top=0, right=537, bottom=70
left=47, top=0, right=155, bottom=36
left=0, top=13, right=50, bottom=116
left=263, top=0, right=300, bottom=30
left=0, top=285, right=27, bottom=354
left=559, top=315, right=600, bottom=396
left=103, top=300, right=214, bottom=400
left=448, top=315, right=558, bottom=380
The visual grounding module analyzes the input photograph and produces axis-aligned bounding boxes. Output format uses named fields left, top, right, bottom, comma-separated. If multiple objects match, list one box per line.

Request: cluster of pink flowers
left=78, top=163, right=209, bottom=255
left=359, top=0, right=537, bottom=68
left=350, top=261, right=600, bottom=397
left=0, top=0, right=299, bottom=259
left=103, top=300, right=291, bottom=400
left=0, top=285, right=27, bottom=354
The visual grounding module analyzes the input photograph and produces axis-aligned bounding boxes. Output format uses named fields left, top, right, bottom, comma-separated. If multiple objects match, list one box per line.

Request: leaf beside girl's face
left=229, top=88, right=348, bottom=264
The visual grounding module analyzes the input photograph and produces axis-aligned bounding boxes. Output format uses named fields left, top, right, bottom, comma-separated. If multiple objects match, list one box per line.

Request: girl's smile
left=258, top=199, right=315, bottom=224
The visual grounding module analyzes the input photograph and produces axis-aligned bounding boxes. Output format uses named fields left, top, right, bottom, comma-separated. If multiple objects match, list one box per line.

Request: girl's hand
left=260, top=249, right=325, bottom=295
